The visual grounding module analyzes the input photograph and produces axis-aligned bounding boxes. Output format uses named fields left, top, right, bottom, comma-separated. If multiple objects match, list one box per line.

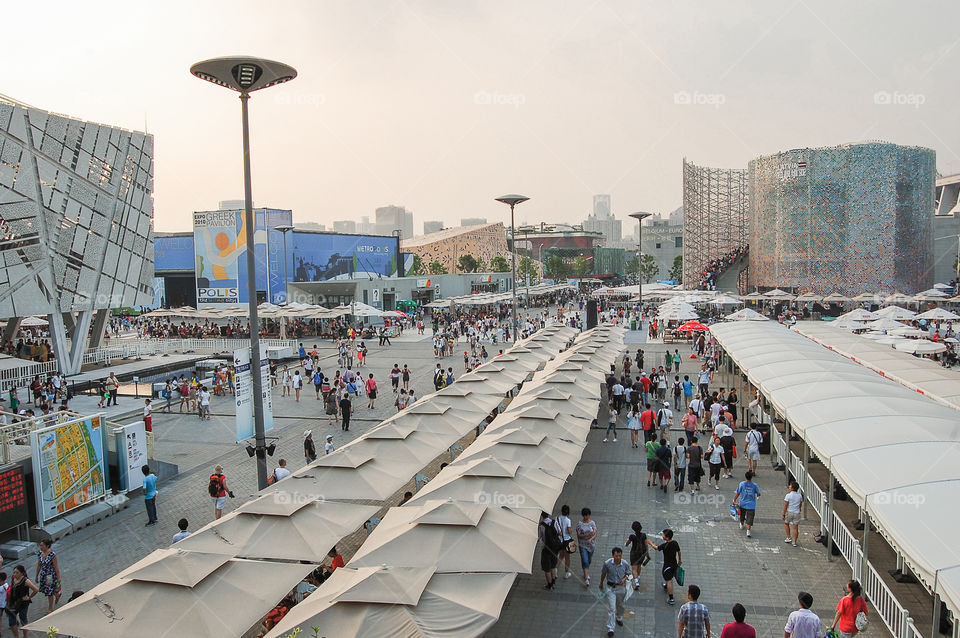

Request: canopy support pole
left=802, top=441, right=809, bottom=520
left=860, top=513, right=869, bottom=582
left=931, top=594, right=941, bottom=638
left=784, top=415, right=792, bottom=486
left=826, top=474, right=835, bottom=562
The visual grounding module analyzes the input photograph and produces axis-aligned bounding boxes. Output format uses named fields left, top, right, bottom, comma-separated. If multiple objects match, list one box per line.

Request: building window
left=675, top=236, right=682, bottom=248
left=655, top=242, right=661, bottom=249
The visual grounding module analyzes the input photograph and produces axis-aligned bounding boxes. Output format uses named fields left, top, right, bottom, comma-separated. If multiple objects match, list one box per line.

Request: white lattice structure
left=0, top=96, right=154, bottom=374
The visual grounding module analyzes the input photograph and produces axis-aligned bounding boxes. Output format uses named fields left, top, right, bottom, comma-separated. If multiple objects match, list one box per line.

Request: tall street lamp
left=629, top=212, right=652, bottom=318
left=274, top=224, right=294, bottom=303
left=191, top=56, right=297, bottom=490
left=495, top=194, right=529, bottom=342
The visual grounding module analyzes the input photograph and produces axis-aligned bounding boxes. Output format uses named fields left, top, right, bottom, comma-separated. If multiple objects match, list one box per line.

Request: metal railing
left=0, top=359, right=59, bottom=392
left=81, top=338, right=298, bottom=367
left=0, top=409, right=86, bottom=463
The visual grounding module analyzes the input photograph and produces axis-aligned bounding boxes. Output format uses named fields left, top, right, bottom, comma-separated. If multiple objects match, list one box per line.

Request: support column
left=931, top=594, right=941, bottom=638
left=825, top=474, right=835, bottom=562
left=802, top=441, right=809, bottom=520
left=88, top=309, right=110, bottom=349
left=2, top=318, right=21, bottom=345
left=47, top=313, right=72, bottom=374
left=66, top=308, right=96, bottom=374
left=61, top=312, right=76, bottom=335
left=860, top=513, right=869, bottom=583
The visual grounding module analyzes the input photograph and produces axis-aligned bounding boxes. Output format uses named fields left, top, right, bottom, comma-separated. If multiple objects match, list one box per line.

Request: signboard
left=116, top=421, right=148, bottom=492
left=31, top=415, right=106, bottom=524
left=0, top=465, right=28, bottom=533
left=234, top=346, right=275, bottom=442
left=417, top=278, right=433, bottom=288
left=288, top=233, right=398, bottom=289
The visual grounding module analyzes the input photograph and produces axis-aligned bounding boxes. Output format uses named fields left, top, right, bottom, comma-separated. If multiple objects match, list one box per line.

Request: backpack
left=434, top=370, right=445, bottom=388
left=208, top=474, right=223, bottom=497
left=541, top=519, right=563, bottom=553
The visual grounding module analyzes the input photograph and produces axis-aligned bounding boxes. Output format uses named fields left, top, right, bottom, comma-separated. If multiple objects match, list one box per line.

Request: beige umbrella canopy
left=838, top=308, right=880, bottom=321
left=540, top=361, right=608, bottom=385
left=509, top=387, right=600, bottom=420
left=409, top=458, right=566, bottom=512
left=492, top=404, right=594, bottom=440
left=370, top=406, right=484, bottom=439
left=795, top=292, right=821, bottom=302
left=822, top=292, right=850, bottom=303
left=895, top=339, right=948, bottom=355
left=279, top=451, right=418, bottom=502
left=349, top=499, right=539, bottom=573
left=265, top=571, right=515, bottom=638
left=456, top=428, right=587, bottom=478
left=850, top=292, right=880, bottom=303
left=453, top=372, right=522, bottom=395
left=504, top=345, right=555, bottom=363
left=915, top=307, right=960, bottom=321
left=472, top=359, right=537, bottom=385
left=424, top=387, right=504, bottom=415
left=724, top=308, right=768, bottom=321
left=875, top=305, right=917, bottom=320
left=885, top=291, right=914, bottom=304
left=31, top=550, right=310, bottom=638
left=174, top=498, right=379, bottom=562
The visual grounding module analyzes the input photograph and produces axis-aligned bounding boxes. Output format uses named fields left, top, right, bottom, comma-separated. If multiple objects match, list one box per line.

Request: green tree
left=669, top=254, right=683, bottom=283
left=572, top=255, right=591, bottom=277
left=428, top=260, right=448, bottom=275
left=624, top=256, right=639, bottom=278
left=457, top=254, right=479, bottom=273
left=476, top=257, right=488, bottom=272
left=410, top=254, right=426, bottom=276
left=544, top=255, right=569, bottom=279
left=639, top=254, right=659, bottom=283
left=518, top=256, right=538, bottom=282
left=490, top=256, right=510, bottom=272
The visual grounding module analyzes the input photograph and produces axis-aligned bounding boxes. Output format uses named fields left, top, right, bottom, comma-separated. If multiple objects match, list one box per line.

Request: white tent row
left=266, top=326, right=624, bottom=638
left=793, top=323, right=960, bottom=411
left=709, top=321, right=960, bottom=629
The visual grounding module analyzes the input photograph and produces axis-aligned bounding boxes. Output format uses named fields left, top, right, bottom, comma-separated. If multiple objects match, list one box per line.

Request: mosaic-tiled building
left=748, top=142, right=935, bottom=295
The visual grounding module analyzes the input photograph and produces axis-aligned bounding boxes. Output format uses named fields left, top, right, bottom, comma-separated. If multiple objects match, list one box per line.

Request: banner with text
left=234, top=345, right=275, bottom=442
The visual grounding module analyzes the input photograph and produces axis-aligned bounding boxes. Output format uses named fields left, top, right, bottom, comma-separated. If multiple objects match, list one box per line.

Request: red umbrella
left=677, top=321, right=709, bottom=332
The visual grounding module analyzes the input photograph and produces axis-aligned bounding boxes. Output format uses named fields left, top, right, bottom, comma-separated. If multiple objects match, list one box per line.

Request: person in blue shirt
left=141, top=465, right=158, bottom=527
left=298, top=343, right=306, bottom=359
left=732, top=471, right=760, bottom=537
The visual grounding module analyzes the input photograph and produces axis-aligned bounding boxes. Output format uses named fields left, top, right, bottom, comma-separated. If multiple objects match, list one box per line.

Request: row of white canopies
left=34, top=324, right=614, bottom=638
left=267, top=325, right=623, bottom=636
left=143, top=301, right=405, bottom=320
left=709, top=321, right=960, bottom=626
left=424, top=283, right=572, bottom=309
left=593, top=282, right=960, bottom=304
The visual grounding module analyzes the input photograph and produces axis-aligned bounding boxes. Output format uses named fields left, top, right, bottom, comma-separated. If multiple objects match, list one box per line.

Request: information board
left=0, top=465, right=28, bottom=533
left=31, top=415, right=106, bottom=524
left=234, top=346, right=275, bottom=442
left=116, top=421, right=148, bottom=492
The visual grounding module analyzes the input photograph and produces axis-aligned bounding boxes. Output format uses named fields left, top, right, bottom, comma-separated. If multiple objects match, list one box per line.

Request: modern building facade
left=934, top=173, right=960, bottom=286
left=460, top=217, right=487, bottom=227
left=682, top=159, right=749, bottom=289
left=0, top=96, right=155, bottom=373
left=582, top=194, right=622, bottom=246
left=401, top=223, right=508, bottom=273
left=748, top=142, right=935, bottom=295
left=638, top=207, right=684, bottom=282
left=376, top=205, right=414, bottom=239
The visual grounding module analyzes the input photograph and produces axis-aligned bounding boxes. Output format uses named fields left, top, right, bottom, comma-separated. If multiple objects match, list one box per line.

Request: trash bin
left=630, top=319, right=637, bottom=331
left=753, top=422, right=771, bottom=455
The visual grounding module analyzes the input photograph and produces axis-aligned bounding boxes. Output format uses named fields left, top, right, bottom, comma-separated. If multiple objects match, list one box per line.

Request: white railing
left=864, top=560, right=920, bottom=638
left=0, top=359, right=59, bottom=391
left=0, top=409, right=85, bottom=463
left=831, top=510, right=864, bottom=580
left=83, top=339, right=298, bottom=365
left=771, top=425, right=787, bottom=465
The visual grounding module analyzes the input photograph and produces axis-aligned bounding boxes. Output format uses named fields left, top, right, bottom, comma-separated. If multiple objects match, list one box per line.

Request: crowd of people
left=696, top=245, right=748, bottom=290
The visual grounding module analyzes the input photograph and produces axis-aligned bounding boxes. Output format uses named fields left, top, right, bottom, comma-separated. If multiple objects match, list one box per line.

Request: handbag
left=855, top=611, right=869, bottom=631
left=675, top=565, right=685, bottom=586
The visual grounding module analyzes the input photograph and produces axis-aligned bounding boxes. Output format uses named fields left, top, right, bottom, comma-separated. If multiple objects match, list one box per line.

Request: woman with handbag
left=554, top=505, right=575, bottom=580
left=35, top=539, right=61, bottom=613
left=830, top=579, right=868, bottom=637
left=6, top=565, right=38, bottom=638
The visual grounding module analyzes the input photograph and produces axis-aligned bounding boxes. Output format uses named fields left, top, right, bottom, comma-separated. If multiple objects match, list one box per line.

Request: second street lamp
left=191, top=56, right=297, bottom=490
left=629, top=211, right=652, bottom=321
left=495, top=194, right=529, bottom=342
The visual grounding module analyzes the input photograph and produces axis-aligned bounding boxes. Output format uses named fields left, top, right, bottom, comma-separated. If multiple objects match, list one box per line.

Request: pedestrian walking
left=281, top=365, right=291, bottom=397
left=784, top=592, right=823, bottom=638
left=830, top=580, right=868, bottom=638
left=720, top=425, right=736, bottom=478
left=732, top=471, right=761, bottom=537
left=600, top=546, right=630, bottom=636
left=645, top=437, right=659, bottom=486
left=576, top=508, right=598, bottom=587
left=208, top=465, right=232, bottom=520
left=402, top=364, right=410, bottom=391
left=604, top=402, right=618, bottom=442
left=653, top=528, right=681, bottom=605
left=554, top=505, right=574, bottom=580
left=325, top=391, right=338, bottom=425
left=292, top=370, right=303, bottom=402
left=5, top=565, right=38, bottom=638
left=674, top=437, right=688, bottom=492
left=677, top=585, right=711, bottom=638
left=324, top=434, right=335, bottom=455
left=390, top=364, right=401, bottom=393
left=624, top=521, right=649, bottom=590
left=743, top=423, right=763, bottom=474
left=626, top=407, right=641, bottom=448
left=35, top=539, right=61, bottom=613
left=719, top=603, right=756, bottom=638
left=142, top=464, right=158, bottom=526
left=706, top=434, right=725, bottom=490
left=657, top=401, right=673, bottom=441
left=365, top=374, right=377, bottom=409
left=782, top=480, right=802, bottom=547
left=143, top=399, right=153, bottom=432
left=106, top=372, right=119, bottom=406
left=538, top=511, right=562, bottom=590
left=339, top=394, right=352, bottom=431
left=656, top=438, right=672, bottom=492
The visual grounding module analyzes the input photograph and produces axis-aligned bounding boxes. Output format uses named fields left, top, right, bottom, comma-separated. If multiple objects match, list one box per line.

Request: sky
left=5, top=0, right=960, bottom=233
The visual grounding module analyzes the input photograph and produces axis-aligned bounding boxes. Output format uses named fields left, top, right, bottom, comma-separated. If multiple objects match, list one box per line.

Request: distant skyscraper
left=375, top=205, right=414, bottom=238
left=423, top=220, right=444, bottom=234
left=332, top=219, right=357, bottom=234
left=357, top=216, right=377, bottom=234
left=219, top=199, right=246, bottom=210
left=593, top=194, right=611, bottom=220
left=461, top=217, right=487, bottom=226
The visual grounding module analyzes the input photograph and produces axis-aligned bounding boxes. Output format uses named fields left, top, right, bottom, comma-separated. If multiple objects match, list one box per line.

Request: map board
left=31, top=415, right=106, bottom=524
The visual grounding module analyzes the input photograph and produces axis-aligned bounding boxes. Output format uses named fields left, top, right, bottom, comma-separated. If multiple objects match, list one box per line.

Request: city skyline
left=4, top=1, right=959, bottom=232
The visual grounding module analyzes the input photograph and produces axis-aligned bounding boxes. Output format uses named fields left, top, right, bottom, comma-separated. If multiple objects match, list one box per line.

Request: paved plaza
left=24, top=322, right=885, bottom=638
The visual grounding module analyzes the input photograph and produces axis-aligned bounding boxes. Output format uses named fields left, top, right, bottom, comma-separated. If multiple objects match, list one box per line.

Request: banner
left=234, top=345, right=275, bottom=442
left=31, top=415, right=106, bottom=524
left=116, top=421, right=148, bottom=492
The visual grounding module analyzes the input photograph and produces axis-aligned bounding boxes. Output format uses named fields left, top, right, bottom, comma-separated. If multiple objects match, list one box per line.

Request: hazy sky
left=6, top=1, right=959, bottom=232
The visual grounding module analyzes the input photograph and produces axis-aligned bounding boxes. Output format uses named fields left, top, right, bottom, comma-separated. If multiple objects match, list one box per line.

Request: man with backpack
left=208, top=465, right=233, bottom=520
left=539, top=511, right=563, bottom=591
left=657, top=401, right=673, bottom=441
left=433, top=364, right=446, bottom=391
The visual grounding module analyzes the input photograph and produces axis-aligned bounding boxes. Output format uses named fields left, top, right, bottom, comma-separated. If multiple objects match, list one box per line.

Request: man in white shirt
left=199, top=388, right=211, bottom=420
left=656, top=401, right=673, bottom=441
left=611, top=381, right=625, bottom=412
left=784, top=591, right=823, bottom=638
left=272, top=458, right=291, bottom=481
left=689, top=397, right=705, bottom=422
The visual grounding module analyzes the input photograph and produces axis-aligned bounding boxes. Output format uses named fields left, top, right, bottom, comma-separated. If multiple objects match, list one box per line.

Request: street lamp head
left=629, top=212, right=653, bottom=222
left=274, top=224, right=294, bottom=233
left=191, top=57, right=297, bottom=93
left=495, top=194, right=530, bottom=207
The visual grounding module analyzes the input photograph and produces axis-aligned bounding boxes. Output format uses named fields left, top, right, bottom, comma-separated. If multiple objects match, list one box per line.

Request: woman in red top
left=365, top=374, right=377, bottom=409
left=831, top=579, right=868, bottom=637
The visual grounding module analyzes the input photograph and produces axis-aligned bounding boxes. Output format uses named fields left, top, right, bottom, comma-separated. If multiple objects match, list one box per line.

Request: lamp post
left=391, top=229, right=404, bottom=277
left=495, top=194, right=529, bottom=342
left=274, top=224, right=294, bottom=303
left=192, top=56, right=297, bottom=490
left=629, top=212, right=652, bottom=319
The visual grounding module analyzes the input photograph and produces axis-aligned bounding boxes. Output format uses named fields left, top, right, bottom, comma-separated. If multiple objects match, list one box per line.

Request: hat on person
left=663, top=401, right=670, bottom=407
left=722, top=426, right=733, bottom=437
left=304, top=430, right=312, bottom=437
left=326, top=434, right=333, bottom=440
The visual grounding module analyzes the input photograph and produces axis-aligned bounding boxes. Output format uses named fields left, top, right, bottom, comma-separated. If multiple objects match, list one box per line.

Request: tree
left=428, top=260, right=448, bottom=275
left=639, top=254, right=659, bottom=283
left=669, top=254, right=683, bottom=283
left=572, top=256, right=591, bottom=278
left=544, top=255, right=569, bottom=280
left=457, top=254, right=479, bottom=273
left=410, top=254, right=426, bottom=276
left=476, top=257, right=488, bottom=272
left=518, top=256, right=538, bottom=282
left=625, top=256, right=639, bottom=278
left=490, top=256, right=510, bottom=272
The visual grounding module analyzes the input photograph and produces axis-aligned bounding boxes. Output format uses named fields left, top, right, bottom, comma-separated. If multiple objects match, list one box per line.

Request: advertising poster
left=116, top=421, right=148, bottom=492
left=31, top=415, right=106, bottom=524
left=234, top=345, right=275, bottom=442
left=289, top=233, right=398, bottom=285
